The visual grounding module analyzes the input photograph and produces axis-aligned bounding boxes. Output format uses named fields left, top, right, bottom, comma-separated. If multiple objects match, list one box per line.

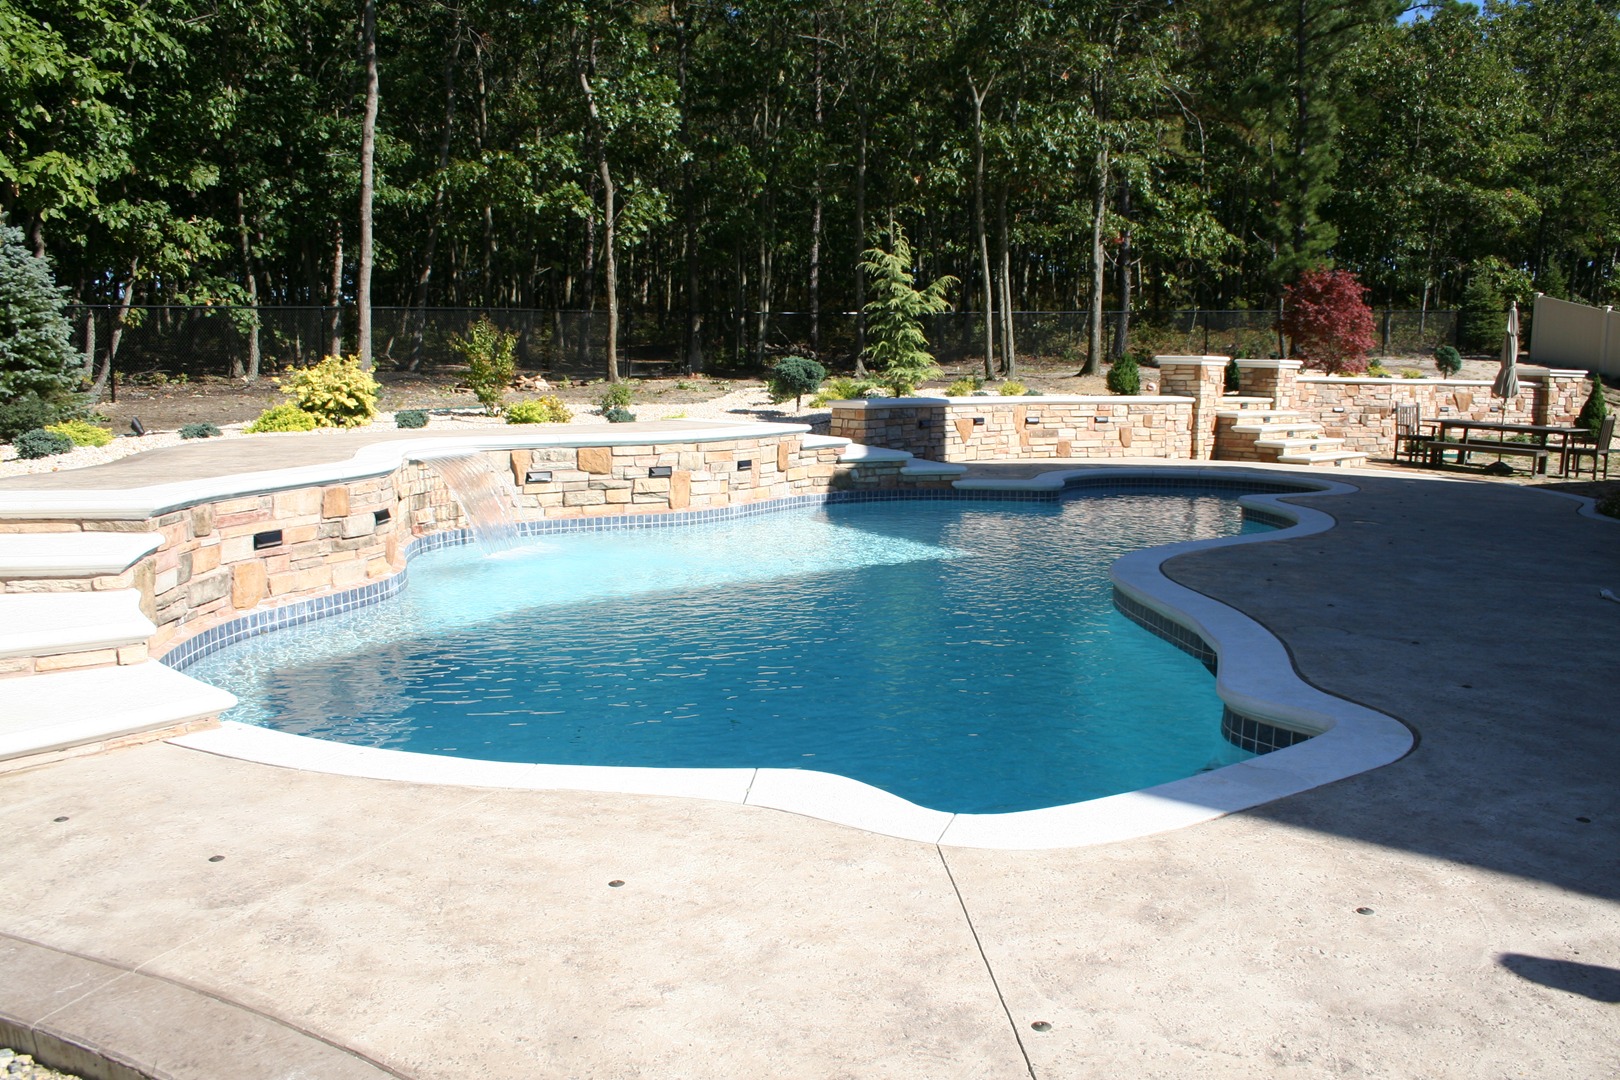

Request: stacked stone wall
left=0, top=432, right=924, bottom=667
left=828, top=398, right=1194, bottom=463
left=1293, top=374, right=1587, bottom=456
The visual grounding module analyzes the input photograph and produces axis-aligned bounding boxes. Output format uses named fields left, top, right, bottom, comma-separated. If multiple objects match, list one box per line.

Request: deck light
left=524, top=470, right=553, bottom=484
left=129, top=418, right=145, bottom=437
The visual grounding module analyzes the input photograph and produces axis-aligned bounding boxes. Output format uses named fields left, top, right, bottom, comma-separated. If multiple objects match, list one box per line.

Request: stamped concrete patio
left=1, top=459, right=1617, bottom=1079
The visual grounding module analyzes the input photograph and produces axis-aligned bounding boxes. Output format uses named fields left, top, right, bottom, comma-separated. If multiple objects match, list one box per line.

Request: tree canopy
left=1, top=0, right=1614, bottom=371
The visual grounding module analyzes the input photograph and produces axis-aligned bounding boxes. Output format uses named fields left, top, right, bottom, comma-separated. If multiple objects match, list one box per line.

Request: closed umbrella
left=1493, top=301, right=1521, bottom=408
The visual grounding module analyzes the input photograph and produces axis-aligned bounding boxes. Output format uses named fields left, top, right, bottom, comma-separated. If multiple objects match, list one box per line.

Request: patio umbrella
left=1493, top=301, right=1521, bottom=410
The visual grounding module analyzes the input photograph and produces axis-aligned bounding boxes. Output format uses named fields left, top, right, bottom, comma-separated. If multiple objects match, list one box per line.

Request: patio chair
left=1567, top=414, right=1615, bottom=479
left=1392, top=403, right=1433, bottom=463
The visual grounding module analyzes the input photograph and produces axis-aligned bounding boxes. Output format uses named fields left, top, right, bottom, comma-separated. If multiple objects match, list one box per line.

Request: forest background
left=2, top=0, right=1617, bottom=385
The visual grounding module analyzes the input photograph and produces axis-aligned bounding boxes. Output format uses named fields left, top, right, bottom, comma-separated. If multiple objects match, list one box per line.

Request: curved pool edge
left=168, top=464, right=1415, bottom=851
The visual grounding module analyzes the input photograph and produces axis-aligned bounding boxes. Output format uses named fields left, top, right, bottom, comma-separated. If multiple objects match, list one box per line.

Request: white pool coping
left=168, top=463, right=1416, bottom=850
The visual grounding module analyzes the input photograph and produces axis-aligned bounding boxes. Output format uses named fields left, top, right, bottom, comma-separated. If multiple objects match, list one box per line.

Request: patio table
left=1422, top=418, right=1587, bottom=475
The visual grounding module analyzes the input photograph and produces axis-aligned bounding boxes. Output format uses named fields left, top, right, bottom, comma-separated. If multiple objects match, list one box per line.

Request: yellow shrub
left=44, top=419, right=112, bottom=447
left=275, top=354, right=379, bottom=427
left=245, top=404, right=319, bottom=433
left=506, top=396, right=573, bottom=424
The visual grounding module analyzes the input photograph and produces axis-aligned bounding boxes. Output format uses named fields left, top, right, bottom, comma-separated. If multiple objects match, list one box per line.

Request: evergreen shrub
left=180, top=422, right=222, bottom=439
left=1106, top=354, right=1142, bottom=395
left=767, top=355, right=827, bottom=407
left=1433, top=345, right=1463, bottom=377
left=0, top=224, right=79, bottom=407
left=603, top=406, right=636, bottom=423
left=811, top=376, right=879, bottom=405
left=860, top=224, right=957, bottom=396
left=598, top=381, right=633, bottom=411
left=45, top=419, right=111, bottom=447
left=0, top=394, right=60, bottom=442
left=394, top=409, right=429, bottom=429
left=1576, top=375, right=1609, bottom=438
left=14, top=428, right=73, bottom=459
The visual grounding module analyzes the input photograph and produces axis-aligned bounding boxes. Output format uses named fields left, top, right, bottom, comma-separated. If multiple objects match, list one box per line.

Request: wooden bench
left=1422, top=438, right=1550, bottom=471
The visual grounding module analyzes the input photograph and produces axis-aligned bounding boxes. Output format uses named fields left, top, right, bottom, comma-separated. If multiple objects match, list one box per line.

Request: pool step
left=0, top=531, right=161, bottom=580
left=836, top=442, right=968, bottom=479
left=0, top=590, right=155, bottom=663
left=0, top=662, right=235, bottom=764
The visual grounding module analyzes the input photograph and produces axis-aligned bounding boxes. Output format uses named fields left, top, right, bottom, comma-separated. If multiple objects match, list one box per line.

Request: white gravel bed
left=0, top=387, right=828, bottom=480
left=0, top=1049, right=80, bottom=1080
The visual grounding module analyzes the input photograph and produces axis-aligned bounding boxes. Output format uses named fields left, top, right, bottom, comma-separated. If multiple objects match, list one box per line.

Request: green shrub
left=245, top=403, right=319, bottom=433
left=998, top=380, right=1029, bottom=396
left=811, top=376, right=879, bottom=405
left=1023, top=387, right=1041, bottom=396
left=945, top=376, right=982, bottom=396
left=275, top=354, right=378, bottom=427
left=14, top=428, right=73, bottom=459
left=1224, top=357, right=1241, bottom=393
left=180, top=422, right=222, bottom=439
left=599, top=381, right=634, bottom=411
left=506, top=396, right=572, bottom=424
left=1597, top=491, right=1620, bottom=520
left=45, top=419, right=111, bottom=447
left=0, top=393, right=61, bottom=442
left=449, top=317, right=517, bottom=415
left=0, top=224, right=80, bottom=406
left=394, top=409, right=429, bottom=429
left=1106, top=354, right=1142, bottom=395
left=1433, top=345, right=1463, bottom=377
left=1366, top=360, right=1391, bottom=378
left=1400, top=368, right=1424, bottom=379
left=767, top=355, right=827, bottom=407
left=1576, top=374, right=1610, bottom=438
left=602, top=406, right=637, bottom=423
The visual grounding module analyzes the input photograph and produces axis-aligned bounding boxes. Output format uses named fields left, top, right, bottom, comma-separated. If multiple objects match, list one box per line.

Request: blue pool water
left=188, top=490, right=1275, bottom=813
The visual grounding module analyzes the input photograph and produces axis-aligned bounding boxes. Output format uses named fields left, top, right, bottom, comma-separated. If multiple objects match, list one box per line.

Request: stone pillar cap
left=1154, top=355, right=1230, bottom=367
left=1231, top=358, right=1303, bottom=370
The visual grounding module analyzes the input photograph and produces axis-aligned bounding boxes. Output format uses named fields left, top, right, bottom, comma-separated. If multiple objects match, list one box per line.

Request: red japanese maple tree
left=1280, top=269, right=1377, bottom=374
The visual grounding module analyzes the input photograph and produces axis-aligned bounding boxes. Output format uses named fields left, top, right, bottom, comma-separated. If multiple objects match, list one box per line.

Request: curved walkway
left=2, top=459, right=1618, bottom=1078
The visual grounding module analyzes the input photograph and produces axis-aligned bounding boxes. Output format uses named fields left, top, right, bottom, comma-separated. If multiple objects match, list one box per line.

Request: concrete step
left=1275, top=449, right=1369, bottom=468
left=899, top=458, right=968, bottom=478
left=0, top=662, right=235, bottom=762
left=1217, top=396, right=1275, bottom=410
left=1228, top=421, right=1325, bottom=438
left=0, top=590, right=154, bottom=660
left=1254, top=436, right=1350, bottom=453
left=0, top=531, right=161, bottom=580
left=1214, top=409, right=1310, bottom=423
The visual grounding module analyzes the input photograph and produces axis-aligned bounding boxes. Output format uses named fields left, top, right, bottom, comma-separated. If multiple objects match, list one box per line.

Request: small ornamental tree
left=1576, top=374, right=1609, bottom=438
left=767, top=355, right=826, bottom=407
left=0, top=223, right=79, bottom=408
left=860, top=224, right=958, bottom=396
left=1106, top=353, right=1141, bottom=395
left=1280, top=269, right=1376, bottom=375
left=450, top=316, right=518, bottom=415
left=1434, top=345, right=1463, bottom=377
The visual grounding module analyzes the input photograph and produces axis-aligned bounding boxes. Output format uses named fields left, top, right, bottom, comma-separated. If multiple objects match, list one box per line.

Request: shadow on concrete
left=1498, top=954, right=1620, bottom=1002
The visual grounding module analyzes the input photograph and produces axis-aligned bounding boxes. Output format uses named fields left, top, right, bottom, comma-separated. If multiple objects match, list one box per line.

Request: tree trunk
left=601, top=153, right=619, bottom=381
left=356, top=0, right=379, bottom=369
left=997, top=183, right=1016, bottom=377
left=809, top=28, right=824, bottom=356
left=969, top=75, right=995, bottom=380
left=1111, top=184, right=1132, bottom=361
left=853, top=111, right=869, bottom=375
left=1085, top=145, right=1109, bottom=376
left=410, top=19, right=462, bottom=370
left=233, top=190, right=262, bottom=382
left=92, top=258, right=140, bottom=396
left=327, top=222, right=344, bottom=357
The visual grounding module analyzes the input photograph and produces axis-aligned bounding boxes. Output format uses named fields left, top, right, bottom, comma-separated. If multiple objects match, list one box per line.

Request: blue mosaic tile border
left=1112, top=590, right=1315, bottom=755
left=1222, top=707, right=1312, bottom=754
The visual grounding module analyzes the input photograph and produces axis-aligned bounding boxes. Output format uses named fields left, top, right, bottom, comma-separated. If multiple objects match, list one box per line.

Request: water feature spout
left=415, top=451, right=523, bottom=555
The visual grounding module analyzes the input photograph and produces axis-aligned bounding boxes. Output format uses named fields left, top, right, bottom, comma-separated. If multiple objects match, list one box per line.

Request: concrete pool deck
left=2, top=453, right=1618, bottom=1078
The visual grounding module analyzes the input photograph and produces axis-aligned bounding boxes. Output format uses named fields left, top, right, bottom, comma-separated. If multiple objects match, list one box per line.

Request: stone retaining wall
left=0, top=431, right=925, bottom=671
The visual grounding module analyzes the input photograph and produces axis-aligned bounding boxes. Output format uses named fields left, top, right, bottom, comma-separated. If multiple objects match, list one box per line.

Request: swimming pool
left=187, top=489, right=1277, bottom=814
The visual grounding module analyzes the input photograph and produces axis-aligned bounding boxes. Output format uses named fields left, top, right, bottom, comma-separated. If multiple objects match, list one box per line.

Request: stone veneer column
left=1156, top=356, right=1229, bottom=460
left=1233, top=358, right=1303, bottom=409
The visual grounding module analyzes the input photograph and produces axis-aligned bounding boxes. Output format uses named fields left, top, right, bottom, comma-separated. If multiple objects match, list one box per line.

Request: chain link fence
left=63, top=305, right=1460, bottom=382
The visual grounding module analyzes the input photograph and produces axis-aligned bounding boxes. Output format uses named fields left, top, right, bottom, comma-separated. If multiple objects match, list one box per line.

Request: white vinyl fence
left=1531, top=294, right=1620, bottom=378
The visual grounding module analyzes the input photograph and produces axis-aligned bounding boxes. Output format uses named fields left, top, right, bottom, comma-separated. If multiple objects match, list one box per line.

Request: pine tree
left=0, top=224, right=79, bottom=404
left=859, top=225, right=957, bottom=397
left=1576, top=374, right=1609, bottom=438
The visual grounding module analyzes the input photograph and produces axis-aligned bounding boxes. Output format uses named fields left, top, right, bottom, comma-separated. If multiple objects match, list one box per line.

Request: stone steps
left=0, top=590, right=154, bottom=662
left=1274, top=448, right=1369, bottom=467
left=0, top=661, right=235, bottom=764
left=0, top=531, right=161, bottom=579
left=1214, top=407, right=1367, bottom=468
